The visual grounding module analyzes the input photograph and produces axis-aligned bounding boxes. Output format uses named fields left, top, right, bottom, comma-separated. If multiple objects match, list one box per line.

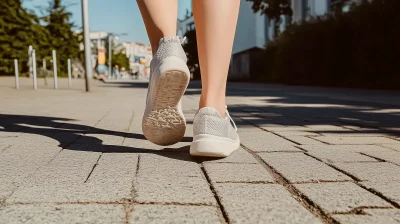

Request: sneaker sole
left=190, top=134, right=240, bottom=157
left=142, top=57, right=190, bottom=146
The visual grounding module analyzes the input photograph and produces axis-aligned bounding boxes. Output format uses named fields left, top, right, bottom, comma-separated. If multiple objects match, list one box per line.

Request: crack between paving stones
left=241, top=144, right=339, bottom=224
left=84, top=154, right=102, bottom=183
left=358, top=152, right=400, bottom=168
left=331, top=206, right=394, bottom=215
left=200, top=165, right=229, bottom=224
left=122, top=109, right=136, bottom=145
left=303, top=153, right=400, bottom=209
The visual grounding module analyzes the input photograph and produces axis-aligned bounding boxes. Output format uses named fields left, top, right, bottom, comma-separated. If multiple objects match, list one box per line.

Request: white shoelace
left=225, top=106, right=238, bottom=132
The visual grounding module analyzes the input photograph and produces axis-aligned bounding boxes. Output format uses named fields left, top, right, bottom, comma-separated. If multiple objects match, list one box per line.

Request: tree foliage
left=246, top=0, right=292, bottom=20
left=0, top=0, right=49, bottom=74
left=44, top=0, right=80, bottom=75
left=182, top=29, right=200, bottom=80
left=255, top=0, right=400, bottom=90
left=0, top=0, right=81, bottom=76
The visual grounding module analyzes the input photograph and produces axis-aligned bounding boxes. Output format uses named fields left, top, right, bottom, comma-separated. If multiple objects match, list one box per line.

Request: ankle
left=199, top=101, right=226, bottom=118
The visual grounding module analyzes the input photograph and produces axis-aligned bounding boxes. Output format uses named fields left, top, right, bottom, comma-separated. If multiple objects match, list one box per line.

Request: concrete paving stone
left=333, top=162, right=400, bottom=182
left=203, top=163, right=274, bottom=183
left=0, top=181, right=14, bottom=199
left=21, top=150, right=101, bottom=185
left=138, top=153, right=203, bottom=178
left=332, top=209, right=400, bottom=224
left=0, top=144, right=61, bottom=184
left=76, top=133, right=125, bottom=145
left=1, top=132, right=81, bottom=146
left=305, top=124, right=350, bottom=131
left=238, top=116, right=287, bottom=130
left=299, top=144, right=393, bottom=152
left=381, top=144, right=400, bottom=152
left=130, top=205, right=221, bottom=224
left=204, top=147, right=258, bottom=164
left=0, top=131, right=20, bottom=137
left=273, top=131, right=321, bottom=136
left=86, top=153, right=137, bottom=183
left=123, top=137, right=190, bottom=151
left=298, top=147, right=377, bottom=163
left=360, top=149, right=400, bottom=165
left=311, top=136, right=400, bottom=145
left=0, top=144, right=9, bottom=152
left=361, top=181, right=400, bottom=206
left=135, top=176, right=216, bottom=205
left=284, top=136, right=327, bottom=145
left=214, top=183, right=322, bottom=224
left=239, top=129, right=296, bottom=152
left=259, top=153, right=352, bottom=183
left=0, top=204, right=125, bottom=224
left=294, top=182, right=392, bottom=213
left=7, top=181, right=132, bottom=203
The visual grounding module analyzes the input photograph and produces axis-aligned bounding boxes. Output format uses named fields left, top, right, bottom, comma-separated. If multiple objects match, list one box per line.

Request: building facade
left=122, top=41, right=152, bottom=76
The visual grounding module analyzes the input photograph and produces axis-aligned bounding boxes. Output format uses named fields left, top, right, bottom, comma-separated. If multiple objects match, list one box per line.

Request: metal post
left=14, top=59, right=19, bottom=89
left=108, top=35, right=112, bottom=79
left=81, top=0, right=91, bottom=92
left=52, top=50, right=58, bottom=89
left=32, top=50, right=37, bottom=90
left=28, top=45, right=33, bottom=78
left=43, top=58, right=46, bottom=69
left=68, top=58, right=72, bottom=88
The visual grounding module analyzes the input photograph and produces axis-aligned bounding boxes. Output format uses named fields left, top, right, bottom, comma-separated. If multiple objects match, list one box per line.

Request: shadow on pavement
left=0, top=114, right=214, bottom=162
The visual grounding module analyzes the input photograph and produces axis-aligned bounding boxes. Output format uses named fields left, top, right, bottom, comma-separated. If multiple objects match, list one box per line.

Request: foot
left=190, top=107, right=240, bottom=157
left=142, top=36, right=190, bottom=146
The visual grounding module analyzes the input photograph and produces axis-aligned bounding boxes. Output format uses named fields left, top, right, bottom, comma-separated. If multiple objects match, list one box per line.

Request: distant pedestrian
left=113, top=64, right=119, bottom=80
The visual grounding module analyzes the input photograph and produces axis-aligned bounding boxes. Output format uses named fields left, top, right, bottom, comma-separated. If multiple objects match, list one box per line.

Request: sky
left=23, top=0, right=192, bottom=45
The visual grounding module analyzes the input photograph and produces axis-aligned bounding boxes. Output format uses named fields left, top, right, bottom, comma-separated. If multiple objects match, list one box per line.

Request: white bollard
left=32, top=50, right=37, bottom=90
left=52, top=50, right=58, bottom=89
left=67, top=59, right=72, bottom=88
left=14, top=59, right=19, bottom=89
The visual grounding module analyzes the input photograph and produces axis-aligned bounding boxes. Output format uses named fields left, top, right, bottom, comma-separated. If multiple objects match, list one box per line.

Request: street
left=0, top=77, right=400, bottom=223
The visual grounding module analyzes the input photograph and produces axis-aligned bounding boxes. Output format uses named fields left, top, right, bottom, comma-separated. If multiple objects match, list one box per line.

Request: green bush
left=259, top=0, right=400, bottom=90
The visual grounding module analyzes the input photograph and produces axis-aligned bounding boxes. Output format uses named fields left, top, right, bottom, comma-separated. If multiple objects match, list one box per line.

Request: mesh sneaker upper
left=193, top=107, right=238, bottom=140
left=149, top=36, right=187, bottom=74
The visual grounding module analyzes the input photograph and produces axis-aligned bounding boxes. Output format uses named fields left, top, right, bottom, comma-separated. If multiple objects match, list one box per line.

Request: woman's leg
left=137, top=0, right=190, bottom=146
left=137, top=0, right=178, bottom=54
left=190, top=0, right=241, bottom=157
left=193, top=0, right=240, bottom=117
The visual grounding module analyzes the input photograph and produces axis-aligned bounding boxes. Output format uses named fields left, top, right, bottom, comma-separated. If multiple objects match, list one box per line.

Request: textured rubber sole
left=190, top=134, right=240, bottom=157
left=143, top=61, right=190, bottom=146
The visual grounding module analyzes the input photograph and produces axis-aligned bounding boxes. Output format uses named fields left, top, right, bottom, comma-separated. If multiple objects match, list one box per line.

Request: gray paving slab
left=76, top=133, right=125, bottom=145
left=214, top=183, right=322, bottom=224
left=361, top=181, right=400, bottom=206
left=86, top=153, right=138, bottom=183
left=138, top=153, right=203, bottom=178
left=298, top=146, right=377, bottom=163
left=203, top=163, right=274, bottom=183
left=273, top=131, right=321, bottom=136
left=381, top=144, right=400, bottom=152
left=203, top=147, right=258, bottom=164
left=284, top=136, right=327, bottom=145
left=311, top=136, right=400, bottom=145
left=333, top=162, right=400, bottom=182
left=239, top=129, right=296, bottom=152
left=333, top=209, right=400, bottom=224
left=295, top=182, right=392, bottom=213
left=130, top=205, right=221, bottom=224
left=259, top=152, right=352, bottom=183
left=360, top=149, right=400, bottom=165
left=0, top=204, right=125, bottom=224
left=135, top=176, right=216, bottom=205
left=8, top=182, right=132, bottom=203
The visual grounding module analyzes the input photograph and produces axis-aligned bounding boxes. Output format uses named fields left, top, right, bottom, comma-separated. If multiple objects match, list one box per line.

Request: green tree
left=182, top=29, right=200, bottom=80
left=0, top=0, right=49, bottom=75
left=246, top=0, right=292, bottom=20
left=44, top=0, right=80, bottom=76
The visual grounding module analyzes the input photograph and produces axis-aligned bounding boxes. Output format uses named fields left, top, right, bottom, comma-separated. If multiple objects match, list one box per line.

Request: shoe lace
left=226, top=106, right=237, bottom=132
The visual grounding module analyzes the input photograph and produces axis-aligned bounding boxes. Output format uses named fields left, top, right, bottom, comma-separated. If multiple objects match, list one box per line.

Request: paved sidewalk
left=1, top=77, right=400, bottom=224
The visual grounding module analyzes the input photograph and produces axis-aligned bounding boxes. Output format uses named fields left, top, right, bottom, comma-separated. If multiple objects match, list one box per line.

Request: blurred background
left=0, top=0, right=399, bottom=89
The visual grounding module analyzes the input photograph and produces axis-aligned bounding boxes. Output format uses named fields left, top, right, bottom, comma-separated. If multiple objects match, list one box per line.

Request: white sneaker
left=190, top=107, right=240, bottom=157
left=142, top=36, right=190, bottom=146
